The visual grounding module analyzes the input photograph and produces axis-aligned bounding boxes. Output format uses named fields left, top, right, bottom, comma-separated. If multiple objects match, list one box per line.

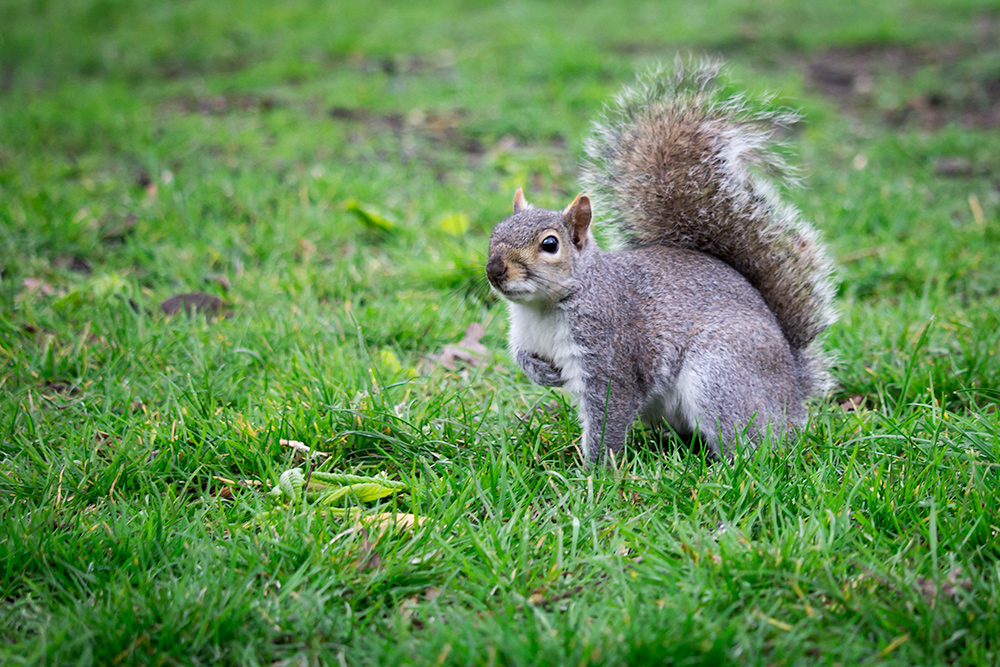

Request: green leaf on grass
left=268, top=468, right=306, bottom=500
left=378, top=348, right=403, bottom=374
left=345, top=198, right=396, bottom=234
left=318, top=482, right=398, bottom=506
left=437, top=212, right=469, bottom=236
left=265, top=465, right=409, bottom=507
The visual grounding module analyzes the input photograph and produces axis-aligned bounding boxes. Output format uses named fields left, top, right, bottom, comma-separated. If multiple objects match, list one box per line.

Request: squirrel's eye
left=539, top=235, right=559, bottom=254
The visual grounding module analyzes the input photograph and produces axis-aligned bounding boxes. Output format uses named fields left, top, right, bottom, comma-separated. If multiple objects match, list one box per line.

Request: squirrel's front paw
left=516, top=350, right=565, bottom=387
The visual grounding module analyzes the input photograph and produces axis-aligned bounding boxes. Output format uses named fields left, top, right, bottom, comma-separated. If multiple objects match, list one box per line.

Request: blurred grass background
left=1, top=1, right=999, bottom=665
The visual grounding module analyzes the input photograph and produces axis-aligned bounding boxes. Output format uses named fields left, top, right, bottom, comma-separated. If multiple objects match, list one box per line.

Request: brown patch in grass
left=344, top=51, right=457, bottom=79
left=54, top=255, right=93, bottom=274
left=160, top=292, right=228, bottom=317
left=424, top=322, right=489, bottom=370
left=329, top=106, right=485, bottom=156
left=172, top=93, right=281, bottom=115
left=805, top=16, right=1000, bottom=129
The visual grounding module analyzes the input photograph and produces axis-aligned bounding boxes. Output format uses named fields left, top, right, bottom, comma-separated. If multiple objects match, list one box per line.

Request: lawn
left=1, top=1, right=999, bottom=665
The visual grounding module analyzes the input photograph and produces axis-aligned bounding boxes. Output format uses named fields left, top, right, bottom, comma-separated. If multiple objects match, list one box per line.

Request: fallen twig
left=279, top=438, right=331, bottom=458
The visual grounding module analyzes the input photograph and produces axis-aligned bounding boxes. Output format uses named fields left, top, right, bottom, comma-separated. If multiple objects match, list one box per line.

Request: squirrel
left=485, top=60, right=837, bottom=464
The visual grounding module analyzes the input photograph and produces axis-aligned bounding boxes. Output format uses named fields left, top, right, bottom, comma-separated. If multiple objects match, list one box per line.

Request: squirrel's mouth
left=491, top=282, right=535, bottom=301
left=486, top=260, right=566, bottom=304
left=486, top=259, right=534, bottom=300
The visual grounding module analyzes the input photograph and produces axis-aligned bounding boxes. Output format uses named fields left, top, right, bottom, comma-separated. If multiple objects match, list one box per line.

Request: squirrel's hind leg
left=679, top=338, right=805, bottom=459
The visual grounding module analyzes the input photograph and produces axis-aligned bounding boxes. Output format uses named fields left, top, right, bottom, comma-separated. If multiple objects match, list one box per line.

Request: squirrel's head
left=486, top=187, right=594, bottom=305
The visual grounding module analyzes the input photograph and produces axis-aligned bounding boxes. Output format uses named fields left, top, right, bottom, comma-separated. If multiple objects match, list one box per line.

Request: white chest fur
left=506, top=302, right=587, bottom=399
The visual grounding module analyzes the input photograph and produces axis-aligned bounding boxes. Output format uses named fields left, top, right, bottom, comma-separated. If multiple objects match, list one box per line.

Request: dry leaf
left=94, top=430, right=118, bottom=451
left=429, top=322, right=489, bottom=369
left=54, top=255, right=93, bottom=274
left=352, top=528, right=382, bottom=572
left=43, top=381, right=79, bottom=395
left=359, top=512, right=425, bottom=536
left=527, top=590, right=547, bottom=605
left=161, top=292, right=226, bottom=316
left=207, top=273, right=230, bottom=291
left=839, top=394, right=866, bottom=412
left=399, top=595, right=422, bottom=628
left=296, top=238, right=316, bottom=261
left=22, top=278, right=56, bottom=296
left=916, top=575, right=937, bottom=602
left=522, top=585, right=584, bottom=609
left=100, top=213, right=138, bottom=244
left=933, top=157, right=972, bottom=177
left=917, top=567, right=972, bottom=603
left=941, top=568, right=973, bottom=598
left=399, top=587, right=442, bottom=629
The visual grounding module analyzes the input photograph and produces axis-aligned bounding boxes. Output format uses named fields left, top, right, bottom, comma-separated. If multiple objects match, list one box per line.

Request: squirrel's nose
left=486, top=256, right=508, bottom=285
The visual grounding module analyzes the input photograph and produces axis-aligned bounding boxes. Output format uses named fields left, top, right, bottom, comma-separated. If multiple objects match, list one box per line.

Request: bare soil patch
left=172, top=92, right=282, bottom=115
left=329, top=106, right=484, bottom=156
left=805, top=16, right=1000, bottom=129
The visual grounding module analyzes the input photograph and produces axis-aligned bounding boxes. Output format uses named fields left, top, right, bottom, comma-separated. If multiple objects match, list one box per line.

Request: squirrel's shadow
left=633, top=423, right=715, bottom=461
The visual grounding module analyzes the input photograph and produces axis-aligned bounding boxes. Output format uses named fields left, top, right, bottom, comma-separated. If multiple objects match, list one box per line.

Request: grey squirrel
left=485, top=61, right=837, bottom=464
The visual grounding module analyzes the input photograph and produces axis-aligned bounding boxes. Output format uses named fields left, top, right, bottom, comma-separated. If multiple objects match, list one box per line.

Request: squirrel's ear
left=564, top=193, right=592, bottom=250
left=512, top=187, right=531, bottom=213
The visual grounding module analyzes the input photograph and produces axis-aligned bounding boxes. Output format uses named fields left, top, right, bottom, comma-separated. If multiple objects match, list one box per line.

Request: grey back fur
left=581, top=60, right=837, bottom=393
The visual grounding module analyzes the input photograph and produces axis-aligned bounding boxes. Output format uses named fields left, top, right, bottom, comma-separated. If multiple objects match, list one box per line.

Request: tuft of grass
left=2, top=1, right=999, bottom=665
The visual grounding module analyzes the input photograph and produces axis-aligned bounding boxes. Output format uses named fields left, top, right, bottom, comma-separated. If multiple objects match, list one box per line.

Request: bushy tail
left=581, top=59, right=837, bottom=393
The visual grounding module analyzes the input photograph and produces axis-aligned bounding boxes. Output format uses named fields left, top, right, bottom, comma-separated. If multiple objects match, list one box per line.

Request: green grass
left=2, top=0, right=999, bottom=665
